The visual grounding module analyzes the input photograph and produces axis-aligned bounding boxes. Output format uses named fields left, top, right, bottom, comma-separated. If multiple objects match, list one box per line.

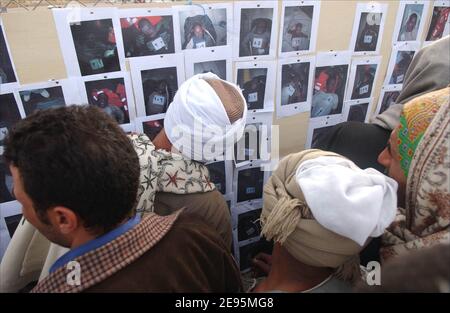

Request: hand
left=251, top=252, right=272, bottom=277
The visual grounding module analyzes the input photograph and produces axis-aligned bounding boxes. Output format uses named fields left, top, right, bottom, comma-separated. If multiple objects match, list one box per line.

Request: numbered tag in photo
left=396, top=74, right=404, bottom=84
left=287, top=84, right=296, bottom=96
left=252, top=37, right=264, bottom=49
left=0, top=127, right=8, bottom=141
left=363, top=35, right=373, bottom=44
left=152, top=95, right=166, bottom=106
left=292, top=37, right=302, bottom=48
left=248, top=92, right=258, bottom=103
left=246, top=187, right=256, bottom=194
left=359, top=84, right=369, bottom=95
left=90, top=58, right=104, bottom=71
left=151, top=37, right=166, bottom=51
left=195, top=41, right=206, bottom=49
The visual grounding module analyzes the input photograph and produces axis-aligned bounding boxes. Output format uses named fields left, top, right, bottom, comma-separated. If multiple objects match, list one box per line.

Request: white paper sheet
left=392, top=0, right=431, bottom=45
left=346, top=56, right=382, bottom=101
left=374, top=85, right=403, bottom=115
left=384, top=41, right=420, bottom=86
left=184, top=45, right=232, bottom=81
left=424, top=1, right=450, bottom=45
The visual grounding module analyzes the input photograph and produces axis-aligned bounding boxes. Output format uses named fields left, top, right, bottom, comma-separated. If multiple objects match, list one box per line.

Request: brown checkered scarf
left=31, top=212, right=180, bottom=293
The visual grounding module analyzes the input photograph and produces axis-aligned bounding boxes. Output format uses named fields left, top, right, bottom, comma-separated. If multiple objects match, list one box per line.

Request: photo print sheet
left=135, top=114, right=166, bottom=142
left=0, top=201, right=22, bottom=261
left=305, top=116, right=344, bottom=149
left=0, top=91, right=24, bottom=206
left=235, top=60, right=276, bottom=113
left=424, top=1, right=450, bottom=45
left=119, top=8, right=181, bottom=58
left=235, top=236, right=273, bottom=272
left=310, top=51, right=351, bottom=124
left=349, top=3, right=388, bottom=55
left=234, top=1, right=279, bottom=61
left=0, top=18, right=18, bottom=89
left=343, top=98, right=374, bottom=123
left=384, top=42, right=420, bottom=86
left=234, top=112, right=273, bottom=168
left=184, top=45, right=232, bottom=80
left=130, top=53, right=185, bottom=117
left=17, top=79, right=80, bottom=117
left=346, top=56, right=382, bottom=101
left=276, top=55, right=315, bottom=118
left=176, top=2, right=232, bottom=50
left=53, top=8, right=126, bottom=77
left=232, top=161, right=271, bottom=207
left=205, top=160, right=233, bottom=196
left=392, top=0, right=430, bottom=44
left=374, top=85, right=402, bottom=115
left=231, top=203, right=264, bottom=260
left=279, top=0, right=321, bottom=58
left=78, top=72, right=136, bottom=130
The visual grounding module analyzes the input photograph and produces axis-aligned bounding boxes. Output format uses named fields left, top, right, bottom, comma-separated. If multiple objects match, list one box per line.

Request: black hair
left=3, top=105, right=140, bottom=233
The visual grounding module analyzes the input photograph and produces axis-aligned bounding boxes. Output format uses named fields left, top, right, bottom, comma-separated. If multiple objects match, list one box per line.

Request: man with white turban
left=252, top=149, right=398, bottom=293
left=0, top=73, right=247, bottom=292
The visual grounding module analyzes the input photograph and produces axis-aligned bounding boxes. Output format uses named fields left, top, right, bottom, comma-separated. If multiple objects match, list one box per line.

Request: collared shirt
left=49, top=215, right=141, bottom=273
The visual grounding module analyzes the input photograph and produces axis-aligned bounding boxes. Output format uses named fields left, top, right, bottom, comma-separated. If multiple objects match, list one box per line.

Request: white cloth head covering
left=296, top=156, right=398, bottom=246
left=164, top=73, right=247, bottom=162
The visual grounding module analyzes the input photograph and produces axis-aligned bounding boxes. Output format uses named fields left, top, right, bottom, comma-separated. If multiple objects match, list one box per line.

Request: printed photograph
left=281, top=5, right=314, bottom=52
left=71, top=19, right=121, bottom=76
left=193, top=60, right=226, bottom=80
left=350, top=64, right=377, bottom=100
left=85, top=78, right=130, bottom=125
left=354, top=12, right=382, bottom=52
left=141, top=67, right=178, bottom=116
left=19, top=86, right=66, bottom=116
left=237, top=68, right=267, bottom=110
left=179, top=7, right=227, bottom=49
left=389, top=51, right=415, bottom=85
left=0, top=25, right=17, bottom=85
left=425, top=6, right=450, bottom=41
left=239, top=8, right=274, bottom=57
left=237, top=166, right=264, bottom=203
left=205, top=161, right=226, bottom=195
left=235, top=123, right=261, bottom=164
left=311, top=125, right=334, bottom=149
left=311, top=65, right=348, bottom=118
left=281, top=62, right=310, bottom=106
left=347, top=103, right=369, bottom=123
left=379, top=91, right=401, bottom=114
left=237, top=208, right=262, bottom=242
left=120, top=16, right=175, bottom=57
left=397, top=4, right=424, bottom=42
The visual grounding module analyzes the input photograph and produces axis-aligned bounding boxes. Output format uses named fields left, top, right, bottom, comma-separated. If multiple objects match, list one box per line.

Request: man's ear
left=47, top=207, right=79, bottom=235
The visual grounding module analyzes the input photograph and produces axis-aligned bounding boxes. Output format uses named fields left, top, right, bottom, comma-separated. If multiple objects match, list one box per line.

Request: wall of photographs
left=1, top=0, right=449, bottom=269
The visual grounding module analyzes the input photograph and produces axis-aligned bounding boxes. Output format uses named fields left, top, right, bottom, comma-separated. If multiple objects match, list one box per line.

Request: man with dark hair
left=1, top=106, right=242, bottom=292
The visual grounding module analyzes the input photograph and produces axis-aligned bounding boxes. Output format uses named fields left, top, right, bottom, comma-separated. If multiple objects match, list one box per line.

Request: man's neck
left=254, top=244, right=333, bottom=293
left=70, top=219, right=128, bottom=250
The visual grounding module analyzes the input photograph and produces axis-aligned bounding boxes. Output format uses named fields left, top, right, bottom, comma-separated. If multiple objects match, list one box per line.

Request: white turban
left=296, top=156, right=398, bottom=246
left=164, top=73, right=248, bottom=162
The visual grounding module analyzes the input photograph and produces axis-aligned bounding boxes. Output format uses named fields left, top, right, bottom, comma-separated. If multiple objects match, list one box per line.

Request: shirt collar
left=49, top=215, right=141, bottom=274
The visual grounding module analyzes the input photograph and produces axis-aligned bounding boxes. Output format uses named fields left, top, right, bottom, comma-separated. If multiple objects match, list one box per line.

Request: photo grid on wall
left=0, top=1, right=443, bottom=268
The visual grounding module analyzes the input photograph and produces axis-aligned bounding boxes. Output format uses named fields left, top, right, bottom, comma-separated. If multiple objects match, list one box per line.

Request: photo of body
left=193, top=60, right=226, bottom=80
left=19, top=86, right=66, bottom=116
left=141, top=67, right=178, bottom=116
left=237, top=166, right=264, bottom=203
left=350, top=64, right=377, bottom=100
left=239, top=8, right=274, bottom=57
left=379, top=91, right=400, bottom=114
left=235, top=123, right=261, bottom=164
left=311, top=65, right=348, bottom=118
left=0, top=25, right=17, bottom=85
left=179, top=7, right=227, bottom=50
left=0, top=93, right=21, bottom=203
left=347, top=103, right=369, bottom=122
left=85, top=78, right=130, bottom=125
left=281, top=62, right=310, bottom=106
left=281, top=5, right=313, bottom=52
left=354, top=12, right=382, bottom=52
left=237, top=208, right=262, bottom=242
left=238, top=238, right=273, bottom=271
left=236, top=68, right=267, bottom=110
left=71, top=19, right=121, bottom=76
left=120, top=16, right=175, bottom=57
left=389, top=51, right=415, bottom=85
left=311, top=125, right=334, bottom=149
left=397, top=4, right=424, bottom=42
left=205, top=161, right=226, bottom=195
left=426, top=5, right=450, bottom=41
left=142, top=119, right=164, bottom=141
